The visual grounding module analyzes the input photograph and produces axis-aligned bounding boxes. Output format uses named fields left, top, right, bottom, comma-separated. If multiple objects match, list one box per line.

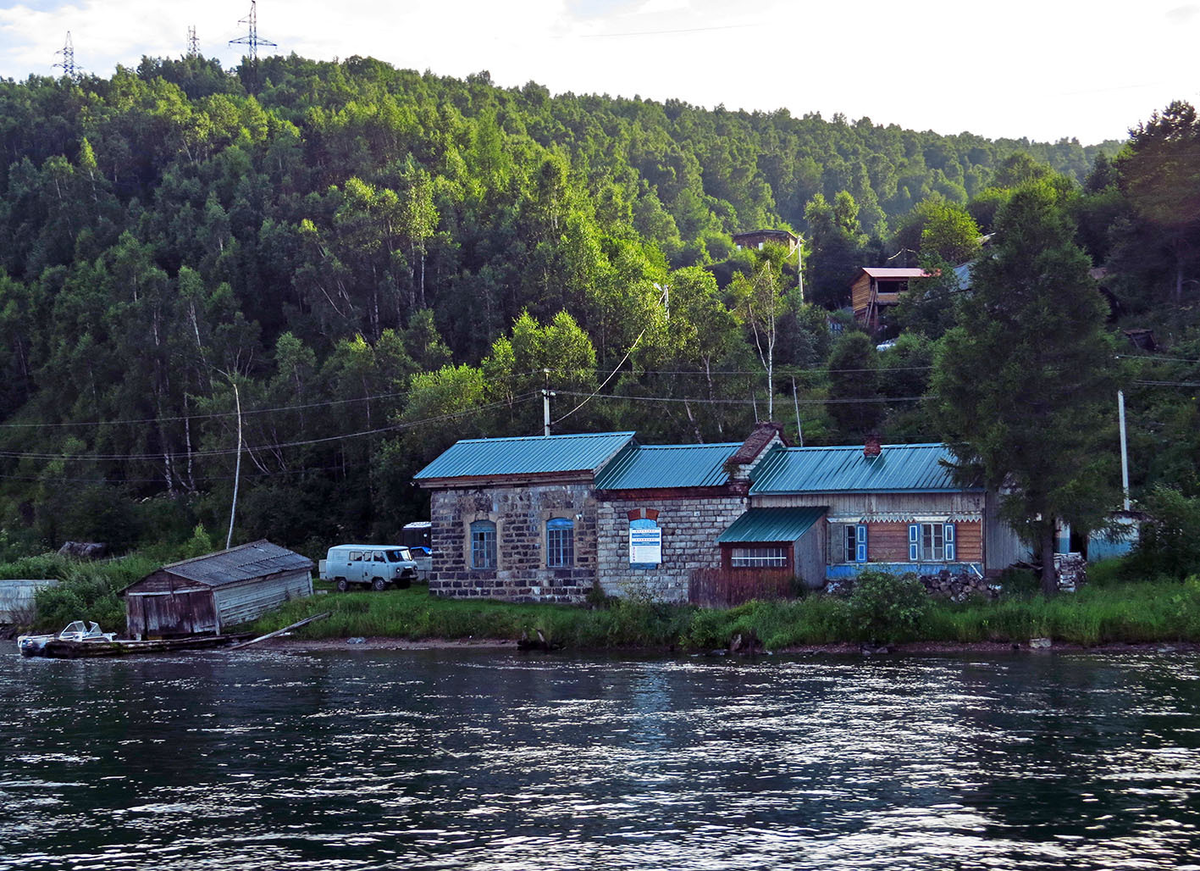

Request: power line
left=0, top=393, right=539, bottom=463
left=553, top=390, right=932, bottom=406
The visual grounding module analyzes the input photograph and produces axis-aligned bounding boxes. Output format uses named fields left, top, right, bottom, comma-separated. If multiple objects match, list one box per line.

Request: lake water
left=1, top=647, right=1199, bottom=870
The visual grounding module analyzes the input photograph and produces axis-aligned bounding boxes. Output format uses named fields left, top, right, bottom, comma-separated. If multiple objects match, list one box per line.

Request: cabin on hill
left=414, top=425, right=1027, bottom=605
left=851, top=267, right=931, bottom=331
left=122, top=540, right=313, bottom=639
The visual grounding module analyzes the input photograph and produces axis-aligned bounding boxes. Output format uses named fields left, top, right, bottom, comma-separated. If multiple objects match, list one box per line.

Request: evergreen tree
left=932, top=180, right=1117, bottom=595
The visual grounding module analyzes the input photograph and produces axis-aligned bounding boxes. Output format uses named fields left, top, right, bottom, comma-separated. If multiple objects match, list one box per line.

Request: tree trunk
left=1040, top=522, right=1058, bottom=597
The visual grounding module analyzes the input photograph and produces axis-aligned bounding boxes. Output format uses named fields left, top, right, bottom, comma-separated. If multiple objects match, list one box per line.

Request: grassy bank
left=252, top=574, right=1200, bottom=650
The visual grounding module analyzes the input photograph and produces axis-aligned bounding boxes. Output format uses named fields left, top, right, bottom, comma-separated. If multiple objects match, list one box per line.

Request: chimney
left=864, top=433, right=882, bottom=459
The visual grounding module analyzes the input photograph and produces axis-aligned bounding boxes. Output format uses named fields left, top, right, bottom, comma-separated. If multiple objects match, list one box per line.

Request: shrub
left=845, top=570, right=931, bottom=643
left=1126, top=485, right=1200, bottom=580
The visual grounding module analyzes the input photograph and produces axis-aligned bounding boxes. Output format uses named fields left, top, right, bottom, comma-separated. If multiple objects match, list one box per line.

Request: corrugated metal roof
left=159, top=540, right=313, bottom=587
left=750, top=444, right=974, bottom=494
left=594, top=443, right=740, bottom=490
left=717, top=507, right=827, bottom=543
left=414, top=432, right=636, bottom=481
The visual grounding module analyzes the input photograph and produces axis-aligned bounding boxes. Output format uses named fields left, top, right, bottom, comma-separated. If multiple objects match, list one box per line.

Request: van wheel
left=371, top=577, right=386, bottom=592
left=335, top=578, right=349, bottom=592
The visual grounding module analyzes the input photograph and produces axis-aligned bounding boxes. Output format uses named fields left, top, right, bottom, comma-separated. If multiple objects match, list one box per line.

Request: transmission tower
left=187, top=25, right=199, bottom=57
left=229, top=1, right=276, bottom=61
left=53, top=31, right=76, bottom=79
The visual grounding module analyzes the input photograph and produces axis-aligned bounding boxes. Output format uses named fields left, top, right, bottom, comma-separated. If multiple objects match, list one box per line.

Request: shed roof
left=750, top=444, right=975, bottom=494
left=414, top=431, right=635, bottom=482
left=595, top=442, right=740, bottom=490
left=154, top=540, right=313, bottom=588
left=717, top=507, right=827, bottom=543
left=858, top=267, right=929, bottom=280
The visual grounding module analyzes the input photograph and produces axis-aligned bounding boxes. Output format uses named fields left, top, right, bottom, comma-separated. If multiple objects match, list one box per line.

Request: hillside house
left=415, top=426, right=1026, bottom=604
left=851, top=267, right=930, bottom=331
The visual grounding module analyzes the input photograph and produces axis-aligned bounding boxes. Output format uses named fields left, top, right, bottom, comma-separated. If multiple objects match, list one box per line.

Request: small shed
left=122, top=540, right=313, bottom=639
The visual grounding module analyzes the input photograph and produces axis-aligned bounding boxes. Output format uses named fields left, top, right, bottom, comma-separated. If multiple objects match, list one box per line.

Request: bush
left=1126, top=486, right=1200, bottom=580
left=845, top=570, right=931, bottom=643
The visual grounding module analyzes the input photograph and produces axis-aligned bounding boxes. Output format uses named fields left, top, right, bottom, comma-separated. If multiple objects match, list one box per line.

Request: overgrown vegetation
left=246, top=567, right=1200, bottom=650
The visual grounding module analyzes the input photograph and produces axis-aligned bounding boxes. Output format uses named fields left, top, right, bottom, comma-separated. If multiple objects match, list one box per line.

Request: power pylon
left=53, top=31, right=76, bottom=79
left=229, top=1, right=276, bottom=61
left=187, top=25, right=199, bottom=57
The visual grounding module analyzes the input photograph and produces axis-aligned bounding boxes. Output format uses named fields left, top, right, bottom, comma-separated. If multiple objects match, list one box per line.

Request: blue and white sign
left=629, top=527, right=662, bottom=565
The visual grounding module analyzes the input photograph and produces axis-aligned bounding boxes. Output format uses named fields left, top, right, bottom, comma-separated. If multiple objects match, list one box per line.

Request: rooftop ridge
left=161, top=538, right=273, bottom=570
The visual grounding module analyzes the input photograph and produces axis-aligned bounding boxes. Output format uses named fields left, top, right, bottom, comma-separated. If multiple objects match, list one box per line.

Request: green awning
left=716, top=507, right=827, bottom=544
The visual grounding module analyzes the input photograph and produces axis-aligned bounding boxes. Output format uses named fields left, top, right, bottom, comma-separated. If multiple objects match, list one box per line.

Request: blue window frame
left=547, top=518, right=575, bottom=568
left=470, top=520, right=496, bottom=569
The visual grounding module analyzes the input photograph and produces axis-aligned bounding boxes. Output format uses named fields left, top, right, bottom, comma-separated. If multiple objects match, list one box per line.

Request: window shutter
left=944, top=523, right=956, bottom=562
left=856, top=524, right=868, bottom=562
left=908, top=523, right=920, bottom=562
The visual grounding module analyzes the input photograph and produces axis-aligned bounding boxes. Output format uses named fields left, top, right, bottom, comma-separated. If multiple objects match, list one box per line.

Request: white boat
left=18, top=621, right=117, bottom=656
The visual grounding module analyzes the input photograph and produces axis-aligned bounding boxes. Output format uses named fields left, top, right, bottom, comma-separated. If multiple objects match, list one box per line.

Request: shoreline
left=259, top=636, right=1198, bottom=655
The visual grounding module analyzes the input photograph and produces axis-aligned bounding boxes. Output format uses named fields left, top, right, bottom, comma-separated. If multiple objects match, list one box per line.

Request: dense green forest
left=0, top=53, right=1193, bottom=557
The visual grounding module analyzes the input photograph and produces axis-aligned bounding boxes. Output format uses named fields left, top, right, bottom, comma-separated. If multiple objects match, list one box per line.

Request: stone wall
left=429, top=483, right=597, bottom=603
left=596, top=495, right=748, bottom=603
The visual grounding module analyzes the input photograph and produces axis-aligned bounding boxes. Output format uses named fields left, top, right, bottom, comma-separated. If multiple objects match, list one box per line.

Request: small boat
left=18, top=621, right=117, bottom=656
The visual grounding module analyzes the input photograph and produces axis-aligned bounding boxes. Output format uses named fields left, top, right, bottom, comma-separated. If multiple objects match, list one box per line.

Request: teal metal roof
left=717, top=507, right=827, bottom=543
left=414, top=432, right=635, bottom=481
left=594, top=443, right=740, bottom=490
left=750, top=443, right=973, bottom=494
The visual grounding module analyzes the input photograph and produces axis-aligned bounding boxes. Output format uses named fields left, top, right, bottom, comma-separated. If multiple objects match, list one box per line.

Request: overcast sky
left=0, top=0, right=1196, bottom=146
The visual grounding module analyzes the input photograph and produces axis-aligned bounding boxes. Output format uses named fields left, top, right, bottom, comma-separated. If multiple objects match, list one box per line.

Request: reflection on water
left=1, top=649, right=1199, bottom=870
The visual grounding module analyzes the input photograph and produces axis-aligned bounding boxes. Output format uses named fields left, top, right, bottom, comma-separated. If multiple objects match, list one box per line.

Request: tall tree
left=932, top=180, right=1117, bottom=595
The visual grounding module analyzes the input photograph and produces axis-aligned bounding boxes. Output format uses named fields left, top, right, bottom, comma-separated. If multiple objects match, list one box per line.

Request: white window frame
left=730, top=547, right=787, bottom=569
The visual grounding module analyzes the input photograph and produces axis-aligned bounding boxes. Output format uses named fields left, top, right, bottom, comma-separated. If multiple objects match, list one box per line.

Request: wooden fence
left=688, top=568, right=796, bottom=607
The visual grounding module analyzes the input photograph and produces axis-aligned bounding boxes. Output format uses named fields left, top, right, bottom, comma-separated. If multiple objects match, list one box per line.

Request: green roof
left=414, top=432, right=635, bottom=481
left=717, top=507, right=827, bottom=543
left=594, top=443, right=740, bottom=490
left=750, top=443, right=972, bottom=494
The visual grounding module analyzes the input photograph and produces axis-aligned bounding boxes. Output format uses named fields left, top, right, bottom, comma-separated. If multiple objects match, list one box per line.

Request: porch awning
left=716, top=507, right=827, bottom=544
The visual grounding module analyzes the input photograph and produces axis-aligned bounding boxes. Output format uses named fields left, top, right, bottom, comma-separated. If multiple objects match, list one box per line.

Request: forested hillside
left=0, top=52, right=1187, bottom=555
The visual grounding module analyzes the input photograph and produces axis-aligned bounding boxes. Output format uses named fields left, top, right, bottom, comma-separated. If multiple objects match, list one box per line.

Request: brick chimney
left=864, top=433, right=882, bottom=459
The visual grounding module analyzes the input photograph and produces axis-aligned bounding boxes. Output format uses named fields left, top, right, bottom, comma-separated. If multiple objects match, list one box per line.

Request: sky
left=0, top=0, right=1196, bottom=146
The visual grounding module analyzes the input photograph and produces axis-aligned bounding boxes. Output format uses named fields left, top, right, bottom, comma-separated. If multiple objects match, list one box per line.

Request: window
left=842, top=525, right=856, bottom=563
left=350, top=551, right=363, bottom=562
left=546, top=518, right=575, bottom=568
left=470, top=521, right=496, bottom=570
left=910, top=523, right=956, bottom=561
left=373, top=551, right=385, bottom=562
left=730, top=547, right=787, bottom=569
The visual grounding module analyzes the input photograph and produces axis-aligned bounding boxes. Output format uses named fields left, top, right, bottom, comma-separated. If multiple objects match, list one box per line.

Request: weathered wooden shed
left=122, top=540, right=313, bottom=639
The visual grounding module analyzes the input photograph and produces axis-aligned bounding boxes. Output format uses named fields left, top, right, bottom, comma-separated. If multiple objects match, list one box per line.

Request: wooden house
left=850, top=267, right=930, bottom=331
left=122, top=540, right=313, bottom=639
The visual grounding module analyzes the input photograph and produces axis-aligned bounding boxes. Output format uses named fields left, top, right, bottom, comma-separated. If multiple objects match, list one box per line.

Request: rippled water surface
left=2, top=647, right=1200, bottom=869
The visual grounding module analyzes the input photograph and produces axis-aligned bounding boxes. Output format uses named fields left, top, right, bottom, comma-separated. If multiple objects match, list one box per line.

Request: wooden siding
left=210, top=569, right=313, bottom=630
left=125, top=589, right=217, bottom=638
left=956, top=522, right=983, bottom=562
left=868, top=522, right=910, bottom=561
left=851, top=273, right=873, bottom=314
left=985, top=490, right=1030, bottom=572
left=794, top=520, right=826, bottom=588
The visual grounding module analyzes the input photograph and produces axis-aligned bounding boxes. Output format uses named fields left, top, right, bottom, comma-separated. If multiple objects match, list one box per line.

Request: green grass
left=251, top=576, right=1200, bottom=650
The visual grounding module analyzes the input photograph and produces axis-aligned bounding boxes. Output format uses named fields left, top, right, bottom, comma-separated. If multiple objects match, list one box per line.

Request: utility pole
left=1118, top=389, right=1131, bottom=511
left=187, top=25, right=199, bottom=57
left=226, top=377, right=243, bottom=550
left=53, top=32, right=76, bottom=79
left=796, top=235, right=804, bottom=304
left=542, top=369, right=554, bottom=437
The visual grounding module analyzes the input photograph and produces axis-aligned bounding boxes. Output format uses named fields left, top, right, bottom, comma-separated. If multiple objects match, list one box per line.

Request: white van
left=320, top=545, right=419, bottom=592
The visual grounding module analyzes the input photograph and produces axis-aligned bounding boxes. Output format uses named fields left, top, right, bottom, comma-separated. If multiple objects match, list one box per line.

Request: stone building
left=413, top=426, right=1026, bottom=604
